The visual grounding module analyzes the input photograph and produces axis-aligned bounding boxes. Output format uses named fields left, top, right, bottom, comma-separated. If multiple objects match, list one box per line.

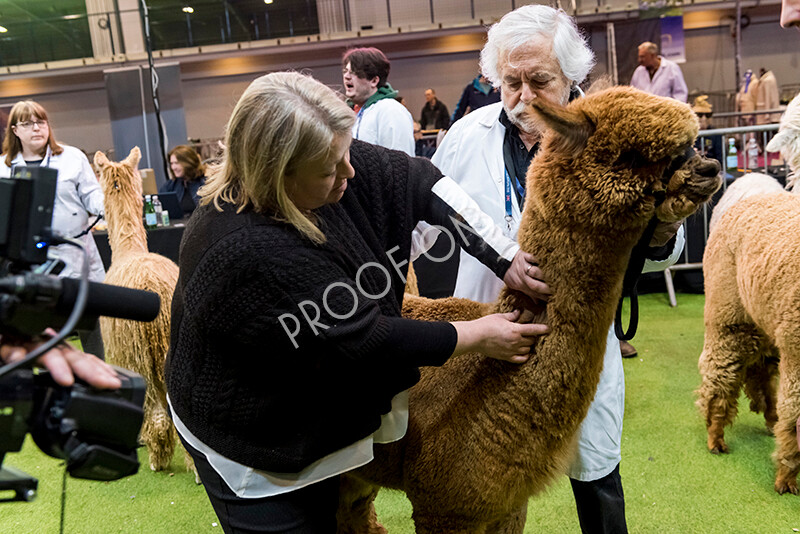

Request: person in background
left=413, top=121, right=436, bottom=158
left=450, top=73, right=502, bottom=124
left=692, top=95, right=723, bottom=165
left=166, top=71, right=549, bottom=533
left=630, top=42, right=688, bottom=102
left=419, top=88, right=450, bottom=130
left=342, top=47, right=415, bottom=156
left=0, top=101, right=105, bottom=282
left=159, top=144, right=207, bottom=217
left=416, top=6, right=686, bottom=532
left=0, top=101, right=106, bottom=357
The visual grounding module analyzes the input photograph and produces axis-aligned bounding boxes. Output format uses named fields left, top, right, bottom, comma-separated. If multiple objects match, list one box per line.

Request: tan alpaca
left=698, top=182, right=800, bottom=495
left=337, top=87, right=722, bottom=533
left=94, top=147, right=184, bottom=473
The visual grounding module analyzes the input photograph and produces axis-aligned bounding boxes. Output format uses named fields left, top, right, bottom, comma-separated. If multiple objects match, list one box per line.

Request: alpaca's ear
left=94, top=151, right=108, bottom=169
left=123, top=146, right=141, bottom=168
left=531, top=99, right=594, bottom=157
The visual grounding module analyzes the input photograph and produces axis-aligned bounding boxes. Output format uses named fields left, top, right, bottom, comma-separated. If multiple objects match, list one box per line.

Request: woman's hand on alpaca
left=504, top=250, right=551, bottom=302
left=451, top=309, right=550, bottom=363
left=0, top=330, right=121, bottom=389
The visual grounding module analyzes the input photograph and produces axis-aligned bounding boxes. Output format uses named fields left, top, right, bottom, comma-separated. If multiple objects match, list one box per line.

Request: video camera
left=0, top=166, right=157, bottom=502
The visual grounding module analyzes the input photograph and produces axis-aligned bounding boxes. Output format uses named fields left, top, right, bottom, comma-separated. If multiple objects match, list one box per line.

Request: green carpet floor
left=3, top=293, right=798, bottom=532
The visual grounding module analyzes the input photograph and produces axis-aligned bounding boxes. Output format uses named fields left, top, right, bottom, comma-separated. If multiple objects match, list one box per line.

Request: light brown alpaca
left=697, top=184, right=800, bottom=495
left=94, top=147, right=183, bottom=472
left=337, top=87, right=722, bottom=533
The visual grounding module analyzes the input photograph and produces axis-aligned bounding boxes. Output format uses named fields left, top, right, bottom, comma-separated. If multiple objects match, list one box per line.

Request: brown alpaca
left=697, top=187, right=800, bottom=495
left=337, top=86, right=721, bottom=533
left=94, top=147, right=184, bottom=473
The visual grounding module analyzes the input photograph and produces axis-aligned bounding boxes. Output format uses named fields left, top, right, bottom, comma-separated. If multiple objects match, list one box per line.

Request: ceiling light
left=0, top=26, right=7, bottom=33
left=264, top=0, right=274, bottom=4
left=182, top=6, right=194, bottom=13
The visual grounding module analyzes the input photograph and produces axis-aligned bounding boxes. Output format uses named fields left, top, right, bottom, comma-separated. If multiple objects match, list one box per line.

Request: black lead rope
left=614, top=216, right=659, bottom=341
left=73, top=213, right=104, bottom=239
left=613, top=144, right=697, bottom=341
left=614, top=145, right=696, bottom=341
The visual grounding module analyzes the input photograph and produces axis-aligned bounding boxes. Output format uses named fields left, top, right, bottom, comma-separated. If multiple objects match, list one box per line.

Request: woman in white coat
left=1, top=100, right=105, bottom=282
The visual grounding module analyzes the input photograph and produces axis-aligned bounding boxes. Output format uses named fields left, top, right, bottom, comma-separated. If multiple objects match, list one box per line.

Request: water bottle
left=144, top=195, right=157, bottom=229
left=726, top=138, right=738, bottom=170
left=153, top=195, right=164, bottom=227
left=161, top=206, right=170, bottom=227
left=747, top=137, right=759, bottom=169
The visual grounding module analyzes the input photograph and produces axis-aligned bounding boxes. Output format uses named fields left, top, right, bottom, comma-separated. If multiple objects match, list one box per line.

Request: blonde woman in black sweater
left=165, top=71, right=550, bottom=533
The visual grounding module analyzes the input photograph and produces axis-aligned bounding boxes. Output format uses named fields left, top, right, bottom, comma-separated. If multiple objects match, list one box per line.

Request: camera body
left=0, top=366, right=145, bottom=490
left=0, top=165, right=148, bottom=501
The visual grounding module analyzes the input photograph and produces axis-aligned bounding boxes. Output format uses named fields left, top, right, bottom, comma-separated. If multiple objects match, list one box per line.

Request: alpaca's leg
left=743, top=352, right=780, bottom=433
left=183, top=446, right=201, bottom=484
left=485, top=503, right=527, bottom=534
left=763, top=356, right=780, bottom=434
left=336, top=475, right=386, bottom=534
left=697, top=324, right=763, bottom=454
left=140, top=378, right=176, bottom=471
left=772, top=352, right=800, bottom=495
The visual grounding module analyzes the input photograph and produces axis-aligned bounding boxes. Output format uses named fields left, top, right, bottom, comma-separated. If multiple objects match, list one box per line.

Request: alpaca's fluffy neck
left=488, top=205, right=648, bottom=486
left=105, top=182, right=148, bottom=262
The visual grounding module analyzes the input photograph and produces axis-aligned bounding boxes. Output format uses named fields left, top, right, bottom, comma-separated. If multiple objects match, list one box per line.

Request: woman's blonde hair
left=168, top=144, right=206, bottom=181
left=2, top=100, right=63, bottom=167
left=201, top=71, right=355, bottom=244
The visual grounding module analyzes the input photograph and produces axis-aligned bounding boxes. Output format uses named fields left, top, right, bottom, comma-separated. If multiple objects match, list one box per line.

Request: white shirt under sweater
left=169, top=392, right=408, bottom=497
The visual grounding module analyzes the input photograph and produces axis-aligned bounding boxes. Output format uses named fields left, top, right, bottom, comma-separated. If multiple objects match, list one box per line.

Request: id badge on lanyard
left=503, top=167, right=514, bottom=238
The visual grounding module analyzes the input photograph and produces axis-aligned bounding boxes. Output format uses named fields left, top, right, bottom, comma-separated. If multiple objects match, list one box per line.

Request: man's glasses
left=15, top=119, right=48, bottom=130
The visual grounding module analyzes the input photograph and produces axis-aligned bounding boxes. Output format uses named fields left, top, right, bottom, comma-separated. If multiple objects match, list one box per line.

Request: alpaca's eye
left=614, top=150, right=647, bottom=169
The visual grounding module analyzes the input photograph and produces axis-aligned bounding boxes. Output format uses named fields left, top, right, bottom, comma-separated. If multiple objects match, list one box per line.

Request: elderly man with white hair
left=414, top=5, right=686, bottom=533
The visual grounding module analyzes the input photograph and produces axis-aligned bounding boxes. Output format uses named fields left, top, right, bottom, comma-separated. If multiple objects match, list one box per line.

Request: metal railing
left=663, top=122, right=783, bottom=306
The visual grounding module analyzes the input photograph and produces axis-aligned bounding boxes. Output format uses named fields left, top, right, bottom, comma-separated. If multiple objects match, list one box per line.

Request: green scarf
left=348, top=84, right=399, bottom=110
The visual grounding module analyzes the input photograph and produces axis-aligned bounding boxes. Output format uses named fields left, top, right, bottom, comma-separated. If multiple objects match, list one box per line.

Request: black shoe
left=620, top=340, right=638, bottom=358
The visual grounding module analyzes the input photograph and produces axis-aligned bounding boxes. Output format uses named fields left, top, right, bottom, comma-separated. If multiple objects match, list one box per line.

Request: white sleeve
left=379, top=106, right=416, bottom=157
left=410, top=119, right=466, bottom=260
left=642, top=224, right=685, bottom=273
left=75, top=150, right=105, bottom=216
left=673, top=68, right=689, bottom=103
left=423, top=176, right=520, bottom=278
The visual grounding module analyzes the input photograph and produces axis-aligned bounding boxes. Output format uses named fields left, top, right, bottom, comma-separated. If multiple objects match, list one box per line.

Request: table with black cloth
left=93, top=219, right=186, bottom=270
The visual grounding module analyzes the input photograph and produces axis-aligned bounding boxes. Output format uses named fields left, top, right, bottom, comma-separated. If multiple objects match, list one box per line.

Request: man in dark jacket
left=450, top=74, right=501, bottom=124
left=419, top=88, right=450, bottom=130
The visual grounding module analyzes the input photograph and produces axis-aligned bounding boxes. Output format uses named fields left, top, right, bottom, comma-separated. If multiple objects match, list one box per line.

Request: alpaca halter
left=614, top=144, right=697, bottom=341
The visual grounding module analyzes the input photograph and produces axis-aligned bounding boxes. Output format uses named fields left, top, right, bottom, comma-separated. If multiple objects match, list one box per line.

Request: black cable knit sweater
left=166, top=141, right=510, bottom=472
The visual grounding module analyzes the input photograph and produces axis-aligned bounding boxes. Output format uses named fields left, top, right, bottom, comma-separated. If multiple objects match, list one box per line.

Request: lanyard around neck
left=503, top=167, right=514, bottom=232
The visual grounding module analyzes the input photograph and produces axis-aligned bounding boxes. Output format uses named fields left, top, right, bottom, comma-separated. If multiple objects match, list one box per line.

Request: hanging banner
left=660, top=15, right=686, bottom=64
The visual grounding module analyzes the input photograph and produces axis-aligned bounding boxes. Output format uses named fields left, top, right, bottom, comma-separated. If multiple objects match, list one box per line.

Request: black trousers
left=570, top=464, right=628, bottom=534
left=181, top=437, right=341, bottom=534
